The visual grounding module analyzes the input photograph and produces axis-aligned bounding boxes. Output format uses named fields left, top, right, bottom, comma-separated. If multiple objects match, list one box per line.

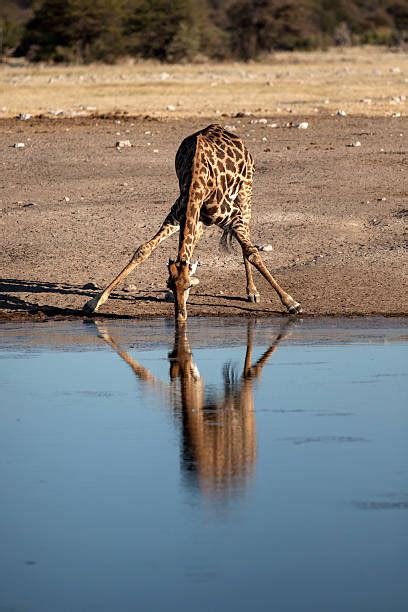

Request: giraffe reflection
left=95, top=320, right=292, bottom=498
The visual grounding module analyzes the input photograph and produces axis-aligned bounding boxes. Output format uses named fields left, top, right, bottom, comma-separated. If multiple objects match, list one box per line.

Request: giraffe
left=93, top=319, right=292, bottom=497
left=83, top=124, right=302, bottom=321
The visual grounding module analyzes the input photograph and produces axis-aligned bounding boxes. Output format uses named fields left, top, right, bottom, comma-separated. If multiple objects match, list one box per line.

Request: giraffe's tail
left=220, top=228, right=236, bottom=253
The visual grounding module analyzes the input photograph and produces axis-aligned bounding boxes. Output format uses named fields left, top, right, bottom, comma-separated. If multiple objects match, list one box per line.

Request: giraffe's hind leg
left=243, top=254, right=260, bottom=303
left=232, top=225, right=302, bottom=314
left=234, top=176, right=260, bottom=303
left=83, top=222, right=179, bottom=314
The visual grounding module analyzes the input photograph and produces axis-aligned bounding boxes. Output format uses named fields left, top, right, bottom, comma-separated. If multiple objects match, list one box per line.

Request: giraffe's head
left=167, top=259, right=199, bottom=322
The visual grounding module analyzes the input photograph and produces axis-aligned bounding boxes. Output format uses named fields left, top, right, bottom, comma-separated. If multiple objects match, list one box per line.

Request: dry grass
left=1, top=47, right=407, bottom=118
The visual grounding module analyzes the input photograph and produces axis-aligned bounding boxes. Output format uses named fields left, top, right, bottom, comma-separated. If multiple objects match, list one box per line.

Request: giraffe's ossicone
left=83, top=124, right=302, bottom=321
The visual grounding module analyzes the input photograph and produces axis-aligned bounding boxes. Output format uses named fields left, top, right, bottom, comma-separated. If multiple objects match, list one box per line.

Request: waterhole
left=1, top=317, right=407, bottom=611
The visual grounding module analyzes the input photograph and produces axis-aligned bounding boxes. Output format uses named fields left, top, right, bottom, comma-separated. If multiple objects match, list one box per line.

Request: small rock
left=13, top=142, right=25, bottom=148
left=392, top=112, right=401, bottom=117
left=346, top=141, right=361, bottom=147
left=267, top=123, right=278, bottom=128
left=125, top=284, right=138, bottom=292
left=336, top=110, right=347, bottom=116
left=63, top=196, right=70, bottom=202
left=19, top=113, right=31, bottom=121
left=116, top=140, right=132, bottom=148
left=377, top=197, right=386, bottom=202
left=166, top=105, right=176, bottom=112
left=296, top=122, right=309, bottom=129
left=153, top=149, right=159, bottom=153
left=258, top=118, right=268, bottom=124
left=258, top=244, right=273, bottom=252
left=82, top=282, right=99, bottom=290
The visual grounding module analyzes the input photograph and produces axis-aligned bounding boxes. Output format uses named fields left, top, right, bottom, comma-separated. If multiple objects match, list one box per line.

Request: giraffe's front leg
left=83, top=222, right=179, bottom=315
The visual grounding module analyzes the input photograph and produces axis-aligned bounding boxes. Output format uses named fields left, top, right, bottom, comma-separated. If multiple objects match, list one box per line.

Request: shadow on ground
left=0, top=278, right=279, bottom=319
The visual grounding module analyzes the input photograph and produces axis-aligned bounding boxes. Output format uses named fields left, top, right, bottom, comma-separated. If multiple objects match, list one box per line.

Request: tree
left=126, top=0, right=224, bottom=62
left=15, top=0, right=126, bottom=62
left=1, top=1, right=33, bottom=54
left=228, top=0, right=320, bottom=59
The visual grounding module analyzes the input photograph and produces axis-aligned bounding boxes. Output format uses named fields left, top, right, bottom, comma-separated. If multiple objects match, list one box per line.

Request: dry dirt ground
left=0, top=113, right=407, bottom=320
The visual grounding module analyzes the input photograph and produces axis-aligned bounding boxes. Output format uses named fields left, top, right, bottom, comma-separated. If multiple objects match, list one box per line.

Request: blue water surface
left=0, top=317, right=407, bottom=612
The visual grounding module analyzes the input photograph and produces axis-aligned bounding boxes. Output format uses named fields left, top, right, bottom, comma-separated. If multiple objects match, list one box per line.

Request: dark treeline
left=1, top=0, right=407, bottom=62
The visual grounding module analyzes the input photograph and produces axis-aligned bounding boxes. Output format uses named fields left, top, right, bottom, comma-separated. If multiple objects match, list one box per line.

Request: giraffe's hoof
left=83, top=297, right=99, bottom=315
left=287, top=302, right=303, bottom=315
left=247, top=292, right=261, bottom=304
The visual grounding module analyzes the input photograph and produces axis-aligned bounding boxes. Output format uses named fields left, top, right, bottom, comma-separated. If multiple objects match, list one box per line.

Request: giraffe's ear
left=189, top=260, right=199, bottom=275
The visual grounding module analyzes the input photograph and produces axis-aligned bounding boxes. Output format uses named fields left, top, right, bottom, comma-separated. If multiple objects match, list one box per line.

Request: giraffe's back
left=175, top=125, right=254, bottom=228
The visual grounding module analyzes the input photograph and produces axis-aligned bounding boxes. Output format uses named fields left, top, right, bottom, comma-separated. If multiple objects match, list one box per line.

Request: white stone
left=336, top=110, right=347, bottom=116
left=116, top=140, right=132, bottom=148
left=19, top=113, right=31, bottom=121
left=13, top=142, right=25, bottom=148
left=296, top=122, right=309, bottom=129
